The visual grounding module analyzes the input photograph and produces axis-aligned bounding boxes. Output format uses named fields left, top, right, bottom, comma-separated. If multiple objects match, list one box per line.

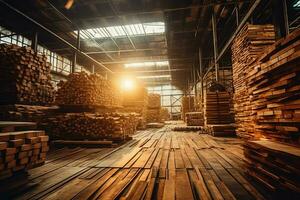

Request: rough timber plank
left=8, top=123, right=268, bottom=200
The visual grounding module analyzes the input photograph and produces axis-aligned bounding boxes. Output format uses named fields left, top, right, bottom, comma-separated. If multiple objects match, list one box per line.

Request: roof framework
left=0, top=0, right=291, bottom=89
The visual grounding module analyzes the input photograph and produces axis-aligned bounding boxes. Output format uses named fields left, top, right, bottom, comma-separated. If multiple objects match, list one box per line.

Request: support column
left=92, top=64, right=95, bottom=74
left=212, top=12, right=219, bottom=82
left=199, top=48, right=204, bottom=108
left=72, top=30, right=80, bottom=73
left=31, top=31, right=38, bottom=52
left=272, top=0, right=289, bottom=38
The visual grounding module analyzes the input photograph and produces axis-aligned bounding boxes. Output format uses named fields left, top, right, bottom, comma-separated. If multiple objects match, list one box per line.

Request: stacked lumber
left=44, top=113, right=138, bottom=141
left=56, top=72, right=121, bottom=108
left=246, top=29, right=300, bottom=144
left=181, top=95, right=195, bottom=120
left=147, top=93, right=161, bottom=109
left=146, top=109, right=161, bottom=123
left=160, top=108, right=170, bottom=121
left=185, top=112, right=204, bottom=126
left=231, top=24, right=275, bottom=139
left=244, top=140, right=300, bottom=199
left=0, top=104, right=55, bottom=122
left=0, top=130, right=49, bottom=180
left=204, top=92, right=233, bottom=125
left=0, top=44, right=54, bottom=105
left=205, top=124, right=236, bottom=137
left=122, top=84, right=148, bottom=128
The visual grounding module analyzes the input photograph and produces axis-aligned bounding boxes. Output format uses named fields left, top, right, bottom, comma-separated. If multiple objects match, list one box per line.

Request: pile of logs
left=246, top=29, right=300, bottom=145
left=0, top=44, right=55, bottom=105
left=181, top=96, right=195, bottom=120
left=204, top=92, right=233, bottom=125
left=56, top=72, right=121, bottom=108
left=244, top=140, right=300, bottom=199
left=205, top=124, right=235, bottom=137
left=231, top=24, right=275, bottom=139
left=0, top=130, right=49, bottom=180
left=185, top=112, right=204, bottom=126
left=43, top=113, right=139, bottom=141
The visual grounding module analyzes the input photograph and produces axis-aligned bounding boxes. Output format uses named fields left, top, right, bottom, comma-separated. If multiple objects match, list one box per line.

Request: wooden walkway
left=7, top=125, right=267, bottom=200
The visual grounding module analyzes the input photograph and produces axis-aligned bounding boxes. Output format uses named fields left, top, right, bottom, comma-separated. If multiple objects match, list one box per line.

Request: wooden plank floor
left=7, top=123, right=267, bottom=200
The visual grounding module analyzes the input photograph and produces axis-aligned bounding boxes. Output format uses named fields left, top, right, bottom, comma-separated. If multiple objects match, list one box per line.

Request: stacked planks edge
left=0, top=128, right=49, bottom=180
left=185, top=112, right=204, bottom=126
left=231, top=23, right=275, bottom=139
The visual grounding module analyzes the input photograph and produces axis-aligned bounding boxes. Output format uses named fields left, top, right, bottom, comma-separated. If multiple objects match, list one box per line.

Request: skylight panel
left=124, top=61, right=169, bottom=68
left=294, top=0, right=300, bottom=7
left=137, top=75, right=171, bottom=79
left=76, top=22, right=165, bottom=39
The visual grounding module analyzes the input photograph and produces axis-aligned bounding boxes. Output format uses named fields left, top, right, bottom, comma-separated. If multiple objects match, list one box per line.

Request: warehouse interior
left=0, top=0, right=299, bottom=199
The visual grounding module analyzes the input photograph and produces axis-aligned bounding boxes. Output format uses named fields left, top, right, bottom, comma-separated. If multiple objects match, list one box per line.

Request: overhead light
left=137, top=75, right=171, bottom=79
left=125, top=61, right=169, bottom=68
left=76, top=22, right=165, bottom=39
left=120, top=77, right=136, bottom=91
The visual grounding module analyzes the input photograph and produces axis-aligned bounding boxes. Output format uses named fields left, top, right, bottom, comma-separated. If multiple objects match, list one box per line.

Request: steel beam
left=31, top=31, right=38, bottom=52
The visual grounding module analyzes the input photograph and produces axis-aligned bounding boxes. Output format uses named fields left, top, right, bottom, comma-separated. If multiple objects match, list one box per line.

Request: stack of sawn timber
left=204, top=92, right=235, bottom=136
left=43, top=113, right=138, bottom=141
left=244, top=140, right=300, bottom=199
left=185, top=112, right=204, bottom=126
left=0, top=130, right=49, bottom=180
left=56, top=72, right=121, bottom=108
left=122, top=85, right=148, bottom=129
left=246, top=29, right=300, bottom=145
left=181, top=95, right=195, bottom=121
left=146, top=93, right=162, bottom=123
left=0, top=44, right=55, bottom=105
left=231, top=23, right=275, bottom=139
left=243, top=29, right=300, bottom=198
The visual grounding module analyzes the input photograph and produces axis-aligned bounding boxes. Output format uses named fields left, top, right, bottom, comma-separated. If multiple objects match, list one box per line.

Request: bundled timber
left=204, top=91, right=234, bottom=125
left=146, top=109, right=161, bottom=123
left=244, top=140, right=300, bottom=199
left=56, top=72, right=121, bottom=108
left=0, top=44, right=55, bottom=105
left=231, top=24, right=275, bottom=139
left=205, top=124, right=236, bottom=137
left=246, top=29, right=300, bottom=145
left=147, top=93, right=161, bottom=109
left=160, top=108, right=170, bottom=121
left=181, top=95, right=195, bottom=120
left=0, top=104, right=56, bottom=123
left=0, top=130, right=49, bottom=180
left=185, top=112, right=204, bottom=126
left=43, top=113, right=139, bottom=141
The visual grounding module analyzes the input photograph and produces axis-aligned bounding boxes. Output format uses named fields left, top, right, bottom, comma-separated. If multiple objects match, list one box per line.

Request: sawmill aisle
left=2, top=123, right=266, bottom=200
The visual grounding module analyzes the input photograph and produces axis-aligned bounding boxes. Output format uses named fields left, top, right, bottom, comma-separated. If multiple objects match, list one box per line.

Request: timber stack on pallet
left=181, top=95, right=195, bottom=121
left=0, top=130, right=49, bottom=180
left=244, top=140, right=300, bottom=199
left=56, top=72, right=121, bottom=108
left=43, top=113, right=138, bottom=141
left=231, top=23, right=275, bottom=139
left=205, top=124, right=235, bottom=137
left=242, top=29, right=300, bottom=198
left=160, top=107, right=170, bottom=121
left=146, top=93, right=162, bottom=123
left=122, top=85, right=148, bottom=129
left=0, top=44, right=55, bottom=105
left=185, top=112, right=204, bottom=126
left=204, top=91, right=233, bottom=125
